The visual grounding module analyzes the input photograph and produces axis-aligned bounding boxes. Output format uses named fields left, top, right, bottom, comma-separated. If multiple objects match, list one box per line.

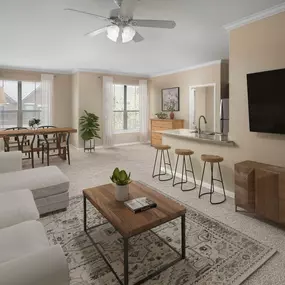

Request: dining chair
left=3, top=127, right=30, bottom=157
left=37, top=126, right=57, bottom=158
left=42, top=131, right=71, bottom=166
left=16, top=134, right=44, bottom=168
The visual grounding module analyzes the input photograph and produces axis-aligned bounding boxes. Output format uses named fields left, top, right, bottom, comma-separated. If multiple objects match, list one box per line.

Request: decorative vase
left=170, top=112, right=175, bottom=120
left=115, top=184, right=129, bottom=202
left=30, top=125, right=38, bottom=130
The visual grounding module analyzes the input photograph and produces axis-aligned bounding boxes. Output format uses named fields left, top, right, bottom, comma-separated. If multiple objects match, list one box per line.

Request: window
left=0, top=80, right=45, bottom=129
left=113, top=84, right=140, bottom=132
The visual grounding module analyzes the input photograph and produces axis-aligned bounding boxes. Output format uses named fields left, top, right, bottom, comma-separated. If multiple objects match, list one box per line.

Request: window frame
left=113, top=84, right=140, bottom=133
left=0, top=80, right=42, bottom=129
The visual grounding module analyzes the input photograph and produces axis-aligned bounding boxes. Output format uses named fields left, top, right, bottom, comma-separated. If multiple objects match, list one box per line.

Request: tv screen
left=247, top=68, right=285, bottom=134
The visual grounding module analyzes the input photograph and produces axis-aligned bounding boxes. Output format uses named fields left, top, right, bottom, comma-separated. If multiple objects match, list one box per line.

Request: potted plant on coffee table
left=79, top=110, right=101, bottom=152
left=110, top=168, right=132, bottom=202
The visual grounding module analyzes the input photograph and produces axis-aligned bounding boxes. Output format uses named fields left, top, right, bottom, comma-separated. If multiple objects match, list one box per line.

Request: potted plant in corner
left=110, top=168, right=132, bottom=202
left=79, top=110, right=101, bottom=152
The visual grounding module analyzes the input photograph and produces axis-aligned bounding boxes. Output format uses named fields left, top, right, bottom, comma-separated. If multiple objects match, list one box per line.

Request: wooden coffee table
left=83, top=181, right=186, bottom=285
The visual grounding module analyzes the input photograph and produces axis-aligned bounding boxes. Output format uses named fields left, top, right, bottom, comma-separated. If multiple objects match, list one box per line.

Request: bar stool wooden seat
left=152, top=145, right=173, bottom=181
left=173, top=149, right=196, bottom=191
left=198, top=154, right=226, bottom=204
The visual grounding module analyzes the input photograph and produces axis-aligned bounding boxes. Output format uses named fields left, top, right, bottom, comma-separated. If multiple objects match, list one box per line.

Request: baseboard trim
left=161, top=167, right=234, bottom=199
left=70, top=145, right=103, bottom=151
left=70, top=142, right=149, bottom=151
left=113, top=142, right=142, bottom=147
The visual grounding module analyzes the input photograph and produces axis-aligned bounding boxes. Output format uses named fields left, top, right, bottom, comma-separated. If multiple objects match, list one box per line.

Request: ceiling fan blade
left=133, top=31, right=144, bottom=43
left=113, top=0, right=123, bottom=7
left=120, top=0, right=138, bottom=18
left=64, top=8, right=110, bottom=21
left=110, top=8, right=120, bottom=19
left=85, top=27, right=108, bottom=37
left=131, top=19, right=176, bottom=29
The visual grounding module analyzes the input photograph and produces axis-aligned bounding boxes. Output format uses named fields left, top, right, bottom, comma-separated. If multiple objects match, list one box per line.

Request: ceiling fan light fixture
left=122, top=26, right=136, bottom=43
left=107, top=25, right=120, bottom=42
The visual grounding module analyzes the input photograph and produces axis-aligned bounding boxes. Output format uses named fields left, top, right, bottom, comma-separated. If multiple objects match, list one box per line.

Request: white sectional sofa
left=0, top=189, right=39, bottom=229
left=0, top=151, right=70, bottom=215
left=0, top=189, right=69, bottom=285
left=0, top=221, right=69, bottom=285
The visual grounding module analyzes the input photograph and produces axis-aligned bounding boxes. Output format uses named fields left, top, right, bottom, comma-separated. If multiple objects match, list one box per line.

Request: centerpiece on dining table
left=28, top=118, right=41, bottom=129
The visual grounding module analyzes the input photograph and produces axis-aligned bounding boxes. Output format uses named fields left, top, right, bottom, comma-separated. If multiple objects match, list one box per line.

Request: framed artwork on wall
left=161, top=87, right=180, bottom=111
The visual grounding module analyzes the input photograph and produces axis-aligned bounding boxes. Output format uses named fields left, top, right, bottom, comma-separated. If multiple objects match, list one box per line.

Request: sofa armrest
left=0, top=151, right=22, bottom=173
left=0, top=245, right=69, bottom=285
left=0, top=189, right=39, bottom=229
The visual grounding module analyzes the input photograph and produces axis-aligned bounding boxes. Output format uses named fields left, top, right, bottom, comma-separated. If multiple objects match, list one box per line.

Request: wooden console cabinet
left=150, top=119, right=184, bottom=146
left=235, top=160, right=285, bottom=224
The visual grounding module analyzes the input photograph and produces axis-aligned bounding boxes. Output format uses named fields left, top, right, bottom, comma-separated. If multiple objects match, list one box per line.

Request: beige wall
left=164, top=11, right=285, bottom=193
left=0, top=68, right=147, bottom=148
left=229, top=11, right=285, bottom=168
left=0, top=69, right=72, bottom=127
left=53, top=74, right=72, bottom=127
left=71, top=73, right=79, bottom=147
left=205, top=86, right=214, bottom=132
left=72, top=72, right=147, bottom=148
left=195, top=87, right=207, bottom=126
left=149, top=62, right=224, bottom=129
left=194, top=86, right=215, bottom=132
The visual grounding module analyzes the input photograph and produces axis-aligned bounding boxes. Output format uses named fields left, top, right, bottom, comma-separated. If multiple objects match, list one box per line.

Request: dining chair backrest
left=43, top=131, right=70, bottom=147
left=38, top=126, right=56, bottom=129
left=16, top=134, right=36, bottom=150
left=38, top=126, right=57, bottom=140
left=3, top=127, right=29, bottom=151
left=5, top=127, right=28, bottom=131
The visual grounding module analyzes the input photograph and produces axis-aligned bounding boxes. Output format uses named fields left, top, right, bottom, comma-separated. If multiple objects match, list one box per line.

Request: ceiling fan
left=65, top=0, right=176, bottom=44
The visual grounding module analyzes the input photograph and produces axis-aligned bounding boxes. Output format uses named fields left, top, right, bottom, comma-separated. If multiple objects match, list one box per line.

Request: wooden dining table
left=0, top=127, right=77, bottom=161
left=0, top=127, right=77, bottom=138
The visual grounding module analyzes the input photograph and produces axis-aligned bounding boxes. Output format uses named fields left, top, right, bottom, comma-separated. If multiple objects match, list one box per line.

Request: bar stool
left=152, top=145, right=173, bottom=181
left=198, top=154, right=226, bottom=204
left=173, top=149, right=196, bottom=191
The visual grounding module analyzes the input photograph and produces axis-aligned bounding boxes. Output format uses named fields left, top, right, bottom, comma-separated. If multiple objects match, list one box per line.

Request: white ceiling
left=0, top=0, right=284, bottom=77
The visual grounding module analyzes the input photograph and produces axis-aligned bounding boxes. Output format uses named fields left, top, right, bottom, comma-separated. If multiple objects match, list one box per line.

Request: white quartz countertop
left=156, top=129, right=235, bottom=146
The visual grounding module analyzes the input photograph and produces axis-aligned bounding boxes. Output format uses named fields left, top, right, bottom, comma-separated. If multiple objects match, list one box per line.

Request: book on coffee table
left=124, top=197, right=157, bottom=213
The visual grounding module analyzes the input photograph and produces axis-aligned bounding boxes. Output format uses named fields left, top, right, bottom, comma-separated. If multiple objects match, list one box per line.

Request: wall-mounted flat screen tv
left=247, top=68, right=285, bottom=134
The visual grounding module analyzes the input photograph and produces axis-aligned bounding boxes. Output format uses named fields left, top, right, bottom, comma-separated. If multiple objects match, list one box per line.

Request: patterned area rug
left=40, top=183, right=276, bottom=285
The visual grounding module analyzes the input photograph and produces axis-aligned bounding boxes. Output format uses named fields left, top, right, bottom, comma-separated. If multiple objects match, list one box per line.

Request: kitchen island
left=156, top=129, right=235, bottom=146
left=156, top=129, right=236, bottom=195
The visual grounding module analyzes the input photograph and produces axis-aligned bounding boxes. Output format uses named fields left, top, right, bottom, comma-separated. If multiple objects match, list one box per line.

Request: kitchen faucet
left=198, top=115, right=207, bottom=134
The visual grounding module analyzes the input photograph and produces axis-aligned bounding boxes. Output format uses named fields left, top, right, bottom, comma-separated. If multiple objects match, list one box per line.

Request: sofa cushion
left=0, top=166, right=69, bottom=199
left=0, top=221, right=49, bottom=264
left=0, top=189, right=39, bottom=229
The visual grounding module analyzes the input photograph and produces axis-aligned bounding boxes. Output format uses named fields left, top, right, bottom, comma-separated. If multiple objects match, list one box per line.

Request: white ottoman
left=0, top=189, right=39, bottom=229
left=0, top=166, right=70, bottom=215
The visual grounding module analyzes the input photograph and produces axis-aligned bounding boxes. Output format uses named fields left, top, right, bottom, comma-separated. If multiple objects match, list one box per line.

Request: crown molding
left=0, top=65, right=72, bottom=75
left=150, top=60, right=224, bottom=78
left=0, top=65, right=149, bottom=78
left=72, top=68, right=149, bottom=78
left=224, top=2, right=285, bottom=32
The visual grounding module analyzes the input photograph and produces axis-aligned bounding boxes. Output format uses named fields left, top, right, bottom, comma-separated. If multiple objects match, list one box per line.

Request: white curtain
left=139, top=80, right=149, bottom=143
left=41, top=74, right=54, bottom=125
left=103, top=76, right=114, bottom=148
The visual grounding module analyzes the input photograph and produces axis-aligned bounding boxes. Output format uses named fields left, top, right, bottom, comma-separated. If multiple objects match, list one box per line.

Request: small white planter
left=115, top=184, right=129, bottom=202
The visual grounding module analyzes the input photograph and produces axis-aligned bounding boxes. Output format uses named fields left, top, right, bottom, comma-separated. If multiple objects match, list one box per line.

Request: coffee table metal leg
left=124, top=238, right=129, bottom=285
left=181, top=214, right=186, bottom=259
left=83, top=195, right=87, bottom=232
